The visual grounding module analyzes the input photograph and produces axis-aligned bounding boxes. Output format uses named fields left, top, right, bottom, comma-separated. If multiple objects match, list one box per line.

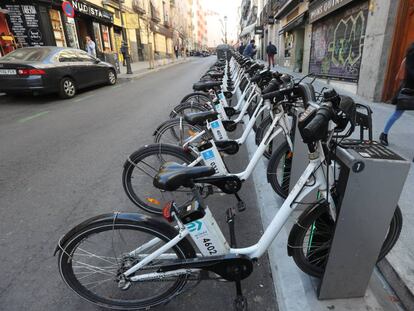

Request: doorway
left=382, top=0, right=414, bottom=101
left=76, top=17, right=93, bottom=50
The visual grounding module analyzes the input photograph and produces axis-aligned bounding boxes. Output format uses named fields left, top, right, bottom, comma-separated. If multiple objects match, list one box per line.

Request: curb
left=378, top=258, right=414, bottom=310
left=118, top=59, right=192, bottom=81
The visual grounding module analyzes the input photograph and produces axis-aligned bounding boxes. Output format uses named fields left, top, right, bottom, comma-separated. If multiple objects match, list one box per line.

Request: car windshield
left=0, top=48, right=51, bottom=62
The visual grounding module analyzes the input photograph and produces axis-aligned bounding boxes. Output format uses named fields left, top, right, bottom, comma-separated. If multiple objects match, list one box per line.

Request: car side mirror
left=94, top=58, right=100, bottom=64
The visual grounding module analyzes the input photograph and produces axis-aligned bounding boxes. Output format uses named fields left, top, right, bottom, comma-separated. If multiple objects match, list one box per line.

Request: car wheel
left=107, top=69, right=117, bottom=85
left=59, top=77, right=76, bottom=99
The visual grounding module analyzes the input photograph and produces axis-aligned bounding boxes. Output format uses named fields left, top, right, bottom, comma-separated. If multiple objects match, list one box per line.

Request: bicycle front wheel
left=290, top=204, right=403, bottom=278
left=58, top=217, right=196, bottom=310
left=267, top=141, right=293, bottom=198
left=123, top=144, right=197, bottom=214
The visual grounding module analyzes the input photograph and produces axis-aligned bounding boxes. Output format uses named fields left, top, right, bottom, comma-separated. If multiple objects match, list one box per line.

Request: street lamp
left=223, top=15, right=228, bottom=44
left=118, top=0, right=133, bottom=74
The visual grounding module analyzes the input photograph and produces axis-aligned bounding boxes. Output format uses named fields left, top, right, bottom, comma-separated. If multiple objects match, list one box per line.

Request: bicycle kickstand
left=226, top=208, right=248, bottom=311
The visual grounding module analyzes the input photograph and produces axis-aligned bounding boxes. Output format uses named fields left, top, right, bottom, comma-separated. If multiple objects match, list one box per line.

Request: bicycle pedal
left=237, top=201, right=246, bottom=212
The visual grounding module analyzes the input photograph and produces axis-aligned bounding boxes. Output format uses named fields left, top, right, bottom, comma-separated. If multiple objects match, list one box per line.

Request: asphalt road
left=0, top=57, right=277, bottom=311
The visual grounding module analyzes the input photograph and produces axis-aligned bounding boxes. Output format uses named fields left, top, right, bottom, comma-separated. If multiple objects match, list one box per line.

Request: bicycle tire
left=169, top=101, right=209, bottom=119
left=289, top=203, right=403, bottom=278
left=180, top=92, right=211, bottom=105
left=58, top=217, right=195, bottom=310
left=122, top=144, right=197, bottom=214
left=154, top=118, right=210, bottom=146
left=266, top=141, right=292, bottom=198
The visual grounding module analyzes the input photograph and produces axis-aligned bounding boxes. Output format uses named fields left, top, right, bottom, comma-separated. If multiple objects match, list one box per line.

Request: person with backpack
left=266, top=41, right=277, bottom=68
left=243, top=39, right=257, bottom=59
left=379, top=42, right=414, bottom=146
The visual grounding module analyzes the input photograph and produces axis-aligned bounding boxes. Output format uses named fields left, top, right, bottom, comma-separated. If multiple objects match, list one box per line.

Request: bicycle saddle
left=154, top=162, right=215, bottom=191
left=206, top=71, right=224, bottom=79
left=193, top=81, right=222, bottom=91
left=184, top=110, right=218, bottom=126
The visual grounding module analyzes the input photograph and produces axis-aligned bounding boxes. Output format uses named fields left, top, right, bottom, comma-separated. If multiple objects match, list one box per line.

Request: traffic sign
left=62, top=1, right=75, bottom=18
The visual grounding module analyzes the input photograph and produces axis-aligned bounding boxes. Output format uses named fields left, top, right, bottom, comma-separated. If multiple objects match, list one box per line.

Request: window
left=2, top=47, right=51, bottom=61
left=75, top=50, right=96, bottom=62
left=58, top=50, right=78, bottom=62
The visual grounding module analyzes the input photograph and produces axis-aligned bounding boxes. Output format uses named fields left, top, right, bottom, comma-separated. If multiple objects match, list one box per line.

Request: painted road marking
left=73, top=93, right=95, bottom=102
left=18, top=110, right=50, bottom=123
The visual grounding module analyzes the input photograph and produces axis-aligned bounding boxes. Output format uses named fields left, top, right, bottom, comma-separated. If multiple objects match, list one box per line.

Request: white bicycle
left=56, top=94, right=402, bottom=310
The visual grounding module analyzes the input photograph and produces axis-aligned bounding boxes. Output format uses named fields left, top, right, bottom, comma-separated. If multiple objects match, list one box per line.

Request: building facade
left=0, top=0, right=202, bottom=66
left=242, top=0, right=412, bottom=102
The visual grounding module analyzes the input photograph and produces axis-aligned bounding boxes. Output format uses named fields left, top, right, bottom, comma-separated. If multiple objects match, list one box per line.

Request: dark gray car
left=0, top=46, right=117, bottom=99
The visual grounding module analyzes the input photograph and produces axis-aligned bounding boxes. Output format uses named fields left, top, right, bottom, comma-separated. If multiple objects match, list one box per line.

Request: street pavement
left=0, top=57, right=276, bottom=310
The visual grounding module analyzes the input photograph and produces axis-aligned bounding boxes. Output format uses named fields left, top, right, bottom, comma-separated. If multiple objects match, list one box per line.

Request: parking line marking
left=74, top=93, right=95, bottom=102
left=18, top=110, right=50, bottom=123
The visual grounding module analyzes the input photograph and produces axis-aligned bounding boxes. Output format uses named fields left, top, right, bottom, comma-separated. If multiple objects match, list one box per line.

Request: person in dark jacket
left=243, top=39, right=256, bottom=59
left=380, top=43, right=414, bottom=146
left=238, top=42, right=245, bottom=54
left=266, top=41, right=277, bottom=67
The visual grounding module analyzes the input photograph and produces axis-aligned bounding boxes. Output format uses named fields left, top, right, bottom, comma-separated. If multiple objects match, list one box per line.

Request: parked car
left=0, top=46, right=117, bottom=99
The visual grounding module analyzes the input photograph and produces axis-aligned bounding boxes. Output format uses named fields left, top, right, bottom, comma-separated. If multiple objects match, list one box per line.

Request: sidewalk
left=261, top=63, right=414, bottom=309
left=117, top=57, right=192, bottom=80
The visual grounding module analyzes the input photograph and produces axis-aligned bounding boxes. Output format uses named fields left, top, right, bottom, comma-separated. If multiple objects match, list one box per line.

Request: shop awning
left=278, top=12, right=307, bottom=35
left=239, top=23, right=256, bottom=37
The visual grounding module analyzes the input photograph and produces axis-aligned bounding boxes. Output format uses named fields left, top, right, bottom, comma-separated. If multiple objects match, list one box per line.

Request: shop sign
left=3, top=4, right=46, bottom=47
left=62, top=1, right=75, bottom=18
left=309, top=0, right=355, bottom=23
left=254, top=26, right=264, bottom=35
left=69, top=0, right=113, bottom=23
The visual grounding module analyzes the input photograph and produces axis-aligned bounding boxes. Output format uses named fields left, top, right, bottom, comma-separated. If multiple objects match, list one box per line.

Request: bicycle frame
left=182, top=105, right=293, bottom=180
left=122, top=142, right=335, bottom=281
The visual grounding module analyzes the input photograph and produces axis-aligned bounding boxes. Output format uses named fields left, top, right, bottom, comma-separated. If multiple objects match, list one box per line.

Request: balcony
left=132, top=0, right=146, bottom=14
left=150, top=1, right=161, bottom=22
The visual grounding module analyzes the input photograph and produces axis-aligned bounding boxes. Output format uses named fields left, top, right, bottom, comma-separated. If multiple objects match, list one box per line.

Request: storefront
left=0, top=8, right=17, bottom=56
left=63, top=0, right=114, bottom=56
left=0, top=1, right=54, bottom=54
left=276, top=2, right=308, bottom=72
left=308, top=0, right=369, bottom=81
left=0, top=0, right=114, bottom=58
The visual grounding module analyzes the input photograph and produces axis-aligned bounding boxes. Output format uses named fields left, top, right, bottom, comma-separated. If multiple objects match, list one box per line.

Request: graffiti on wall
left=309, top=1, right=369, bottom=81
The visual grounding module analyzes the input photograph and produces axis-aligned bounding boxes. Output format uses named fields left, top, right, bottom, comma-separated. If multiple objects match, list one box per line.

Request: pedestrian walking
left=174, top=45, right=179, bottom=59
left=120, top=41, right=128, bottom=66
left=85, top=36, right=96, bottom=57
left=266, top=41, right=277, bottom=68
left=380, top=42, right=414, bottom=146
left=243, top=39, right=257, bottom=59
left=238, top=42, right=245, bottom=54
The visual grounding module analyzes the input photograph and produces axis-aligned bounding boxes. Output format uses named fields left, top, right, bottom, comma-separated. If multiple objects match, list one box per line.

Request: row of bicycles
left=55, top=51, right=403, bottom=310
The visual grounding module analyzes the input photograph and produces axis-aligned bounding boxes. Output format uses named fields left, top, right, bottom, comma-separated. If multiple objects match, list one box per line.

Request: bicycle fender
left=54, top=212, right=196, bottom=258
left=287, top=200, right=329, bottom=257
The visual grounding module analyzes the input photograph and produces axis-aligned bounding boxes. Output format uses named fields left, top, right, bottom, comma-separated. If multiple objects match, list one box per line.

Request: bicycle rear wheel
left=58, top=217, right=196, bottom=310
left=169, top=101, right=209, bottom=119
left=122, top=144, right=197, bottom=214
left=290, top=204, right=403, bottom=278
